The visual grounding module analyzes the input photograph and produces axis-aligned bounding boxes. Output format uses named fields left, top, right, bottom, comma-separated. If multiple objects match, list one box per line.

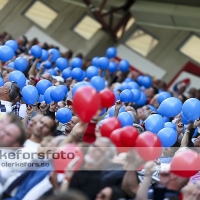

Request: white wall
left=117, top=44, right=166, bottom=79
left=25, top=26, right=68, bottom=52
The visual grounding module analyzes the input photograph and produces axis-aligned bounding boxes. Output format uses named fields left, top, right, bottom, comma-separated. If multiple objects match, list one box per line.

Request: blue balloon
left=158, top=92, right=171, bottom=104
left=182, top=98, right=200, bottom=121
left=62, top=68, right=71, bottom=79
left=119, top=60, right=129, bottom=72
left=163, top=116, right=170, bottom=122
left=104, top=114, right=109, bottom=119
left=77, top=70, right=85, bottom=82
left=145, top=114, right=164, bottom=134
left=108, top=62, right=117, bottom=73
left=125, top=78, right=134, bottom=83
left=86, top=66, right=98, bottom=79
left=120, top=82, right=128, bottom=90
left=120, top=89, right=134, bottom=103
left=127, top=82, right=139, bottom=90
left=141, top=76, right=152, bottom=88
left=109, top=105, right=126, bottom=117
left=91, top=57, right=99, bottom=67
left=71, top=68, right=83, bottom=81
left=91, top=76, right=105, bottom=92
left=113, top=91, right=120, bottom=101
left=0, top=77, right=4, bottom=86
left=41, top=49, right=49, bottom=61
left=44, top=61, right=52, bottom=69
left=48, top=68, right=57, bottom=76
left=71, top=57, right=82, bottom=68
left=164, top=122, right=176, bottom=130
left=118, top=112, right=134, bottom=127
left=36, top=80, right=52, bottom=95
left=7, top=62, right=14, bottom=68
left=147, top=104, right=157, bottom=112
left=50, top=86, right=65, bottom=102
left=157, top=128, right=177, bottom=147
left=38, top=95, right=44, bottom=103
left=9, top=70, right=26, bottom=90
left=0, top=46, right=14, bottom=62
left=137, top=75, right=144, bottom=85
left=100, top=108, right=107, bottom=116
left=106, top=47, right=117, bottom=58
left=136, top=92, right=147, bottom=106
left=59, top=85, right=68, bottom=94
left=31, top=45, right=42, bottom=58
left=44, top=86, right=56, bottom=104
left=131, top=89, right=141, bottom=102
left=56, top=108, right=72, bottom=123
left=22, top=85, right=38, bottom=105
left=158, top=97, right=182, bottom=118
left=14, top=57, right=28, bottom=72
left=98, top=57, right=109, bottom=69
left=56, top=58, right=68, bottom=71
left=48, top=48, right=60, bottom=62
left=5, top=40, right=18, bottom=52
left=181, top=113, right=188, bottom=125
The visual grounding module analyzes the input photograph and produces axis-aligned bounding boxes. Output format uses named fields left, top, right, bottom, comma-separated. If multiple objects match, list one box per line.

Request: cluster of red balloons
left=73, top=86, right=115, bottom=122
left=100, top=118, right=163, bottom=160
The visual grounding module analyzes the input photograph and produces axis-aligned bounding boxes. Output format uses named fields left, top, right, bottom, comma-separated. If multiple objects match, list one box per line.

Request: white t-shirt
left=0, top=100, right=12, bottom=118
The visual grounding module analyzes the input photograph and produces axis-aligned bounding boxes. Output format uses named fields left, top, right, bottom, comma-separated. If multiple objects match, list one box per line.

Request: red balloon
left=110, top=128, right=128, bottom=152
left=100, top=117, right=121, bottom=138
left=135, top=131, right=162, bottom=161
left=99, top=89, right=115, bottom=108
left=73, top=86, right=100, bottom=122
left=170, top=150, right=200, bottom=178
left=54, top=144, right=83, bottom=173
left=120, top=126, right=139, bottom=147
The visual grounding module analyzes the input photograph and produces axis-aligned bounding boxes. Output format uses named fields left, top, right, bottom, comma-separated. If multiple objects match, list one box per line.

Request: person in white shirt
left=0, top=82, right=20, bottom=117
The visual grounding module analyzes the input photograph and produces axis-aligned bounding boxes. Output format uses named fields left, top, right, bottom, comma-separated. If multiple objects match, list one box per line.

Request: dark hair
left=9, top=82, right=20, bottom=101
left=180, top=94, right=187, bottom=103
left=22, top=35, right=28, bottom=46
left=151, top=86, right=159, bottom=95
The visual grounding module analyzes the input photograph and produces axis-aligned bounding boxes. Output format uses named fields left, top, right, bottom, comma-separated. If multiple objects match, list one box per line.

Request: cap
left=52, top=76, right=64, bottom=83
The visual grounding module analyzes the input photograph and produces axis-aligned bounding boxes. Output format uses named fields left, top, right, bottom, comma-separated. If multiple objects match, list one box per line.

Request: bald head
left=41, top=73, right=52, bottom=81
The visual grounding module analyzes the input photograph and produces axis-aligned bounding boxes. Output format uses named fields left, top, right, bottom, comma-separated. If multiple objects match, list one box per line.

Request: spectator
left=0, top=81, right=20, bottom=115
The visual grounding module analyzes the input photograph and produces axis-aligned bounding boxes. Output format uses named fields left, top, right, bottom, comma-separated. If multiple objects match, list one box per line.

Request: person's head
left=26, top=114, right=43, bottom=138
left=41, top=73, right=52, bottom=82
left=162, top=141, right=180, bottom=157
left=142, top=105, right=151, bottom=119
left=137, top=107, right=146, bottom=121
left=0, top=82, right=20, bottom=102
left=64, top=50, right=73, bottom=60
left=96, top=186, right=126, bottom=200
left=145, top=86, right=158, bottom=99
left=0, top=113, right=24, bottom=133
left=55, top=101, right=66, bottom=112
left=65, top=77, right=72, bottom=88
left=0, top=121, right=26, bottom=147
left=193, top=136, right=200, bottom=147
left=65, top=116, right=79, bottom=134
left=34, top=116, right=57, bottom=139
left=17, top=35, right=28, bottom=46
left=178, top=94, right=187, bottom=103
left=84, top=137, right=116, bottom=169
